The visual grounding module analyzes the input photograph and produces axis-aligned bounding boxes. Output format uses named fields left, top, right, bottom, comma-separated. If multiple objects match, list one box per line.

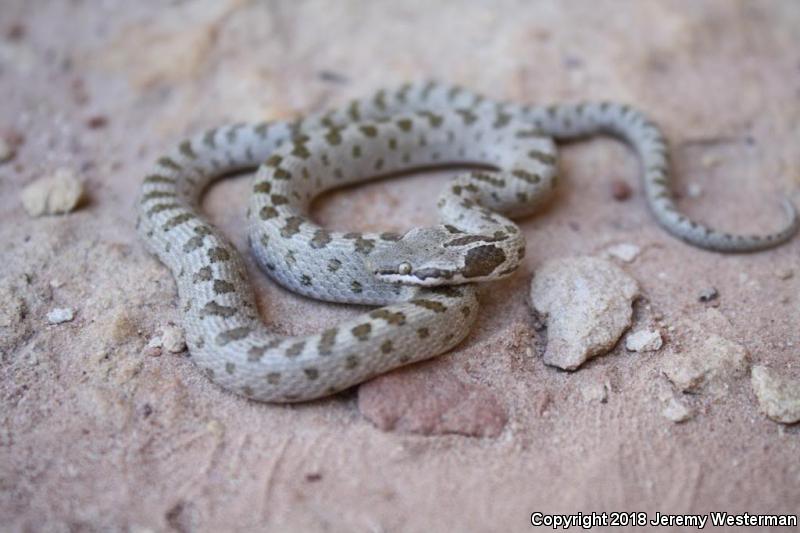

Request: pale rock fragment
left=530, top=256, right=639, bottom=370
left=47, top=307, right=75, bottom=324
left=21, top=168, right=84, bottom=216
left=626, top=329, right=663, bottom=352
left=751, top=366, right=800, bottom=424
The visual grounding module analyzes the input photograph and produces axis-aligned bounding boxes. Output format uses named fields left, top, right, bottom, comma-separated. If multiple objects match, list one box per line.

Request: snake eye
left=398, top=262, right=412, bottom=275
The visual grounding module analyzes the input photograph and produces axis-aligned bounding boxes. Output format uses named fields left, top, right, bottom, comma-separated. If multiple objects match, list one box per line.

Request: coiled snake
left=136, top=82, right=798, bottom=402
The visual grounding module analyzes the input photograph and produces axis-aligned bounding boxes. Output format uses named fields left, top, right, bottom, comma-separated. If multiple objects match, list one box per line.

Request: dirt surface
left=2, top=1, right=799, bottom=531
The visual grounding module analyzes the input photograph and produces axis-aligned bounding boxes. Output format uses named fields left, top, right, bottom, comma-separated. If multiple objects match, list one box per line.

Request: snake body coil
left=137, top=82, right=798, bottom=402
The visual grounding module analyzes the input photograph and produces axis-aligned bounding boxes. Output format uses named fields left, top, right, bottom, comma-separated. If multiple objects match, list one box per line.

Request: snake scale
left=137, top=81, right=799, bottom=402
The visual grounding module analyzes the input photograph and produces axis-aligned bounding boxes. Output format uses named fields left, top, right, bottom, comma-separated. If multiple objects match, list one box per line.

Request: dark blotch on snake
left=213, top=279, right=235, bottom=294
left=193, top=266, right=213, bottom=283
left=207, top=247, right=230, bottom=263
left=311, top=229, right=332, bottom=249
left=254, top=182, right=271, bottom=194
left=352, top=323, right=372, bottom=341
left=285, top=341, right=306, bottom=358
left=369, top=309, right=406, bottom=325
left=462, top=245, right=506, bottom=278
left=216, top=327, right=252, bottom=346
left=200, top=300, right=236, bottom=318
left=410, top=299, right=447, bottom=313
left=260, top=206, right=278, bottom=220
left=318, top=329, right=337, bottom=356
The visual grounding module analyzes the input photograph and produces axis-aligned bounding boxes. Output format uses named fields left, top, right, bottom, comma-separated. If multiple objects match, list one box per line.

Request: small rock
left=686, top=182, right=703, bottom=198
left=530, top=256, right=639, bottom=370
left=47, top=307, right=74, bottom=324
left=662, top=333, right=748, bottom=394
left=610, top=180, right=632, bottom=201
left=144, top=336, right=162, bottom=357
left=605, top=243, right=641, bottom=263
left=21, top=168, right=84, bottom=216
left=0, top=138, right=14, bottom=163
left=662, top=397, right=693, bottom=423
left=775, top=268, right=793, bottom=281
left=626, top=329, right=663, bottom=352
left=86, top=115, right=108, bottom=129
left=580, top=381, right=608, bottom=403
left=751, top=366, right=800, bottom=424
left=161, top=324, right=186, bottom=353
left=698, top=287, right=718, bottom=303
left=358, top=365, right=508, bottom=438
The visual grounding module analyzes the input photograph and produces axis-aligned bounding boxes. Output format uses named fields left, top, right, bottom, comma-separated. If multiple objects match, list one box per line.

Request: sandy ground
left=1, top=1, right=799, bottom=531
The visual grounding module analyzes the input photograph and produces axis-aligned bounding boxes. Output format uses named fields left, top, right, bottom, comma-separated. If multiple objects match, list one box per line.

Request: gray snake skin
left=136, top=81, right=799, bottom=402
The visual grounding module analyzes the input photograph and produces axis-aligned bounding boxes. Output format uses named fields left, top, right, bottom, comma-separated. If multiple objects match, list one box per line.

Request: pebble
left=610, top=180, right=632, bottom=201
left=662, top=397, right=693, bottom=423
left=47, top=307, right=75, bottom=324
left=686, top=183, right=703, bottom=198
left=605, top=243, right=641, bottom=263
left=580, top=381, right=608, bottom=403
left=625, top=329, right=663, bottom=352
left=750, top=366, right=800, bottom=424
left=698, top=287, right=718, bottom=302
left=145, top=324, right=186, bottom=356
left=21, top=168, right=84, bottom=216
left=530, top=256, right=639, bottom=370
left=775, top=268, right=793, bottom=281
left=87, top=116, right=108, bottom=129
left=0, top=138, right=14, bottom=163
left=661, top=333, right=748, bottom=395
left=161, top=324, right=186, bottom=353
left=144, top=337, right=162, bottom=357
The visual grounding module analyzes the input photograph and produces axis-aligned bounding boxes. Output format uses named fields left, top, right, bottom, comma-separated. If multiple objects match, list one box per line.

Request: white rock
left=161, top=324, right=186, bottom=353
left=530, top=256, right=639, bottom=370
left=686, top=182, right=703, bottom=198
left=0, top=138, right=13, bottom=163
left=21, top=168, right=84, bottom=217
left=605, top=243, right=641, bottom=263
left=144, top=336, right=162, bottom=357
left=751, top=366, right=800, bottom=424
left=47, top=307, right=75, bottom=324
left=626, top=329, right=663, bottom=352
left=698, top=287, right=718, bottom=302
left=661, top=333, right=748, bottom=395
left=662, top=397, right=693, bottom=423
left=580, top=381, right=608, bottom=403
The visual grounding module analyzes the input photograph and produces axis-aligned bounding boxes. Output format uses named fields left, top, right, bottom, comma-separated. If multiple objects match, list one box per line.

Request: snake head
left=368, top=225, right=517, bottom=286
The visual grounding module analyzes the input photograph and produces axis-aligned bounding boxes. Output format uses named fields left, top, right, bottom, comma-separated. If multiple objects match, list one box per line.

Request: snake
left=136, top=81, right=799, bottom=402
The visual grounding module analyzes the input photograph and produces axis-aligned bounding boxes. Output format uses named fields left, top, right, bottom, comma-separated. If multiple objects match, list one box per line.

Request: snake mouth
left=374, top=266, right=457, bottom=285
